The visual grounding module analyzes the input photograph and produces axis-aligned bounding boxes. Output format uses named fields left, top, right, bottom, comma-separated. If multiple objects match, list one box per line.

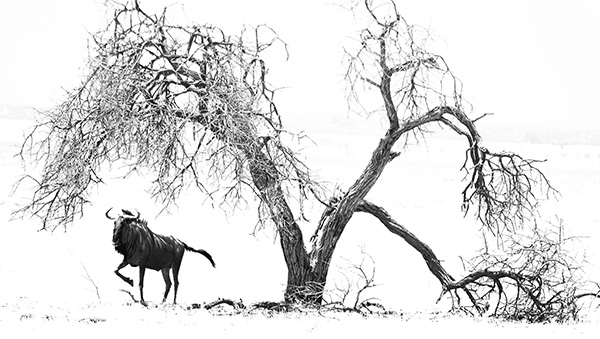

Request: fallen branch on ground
left=204, top=298, right=246, bottom=310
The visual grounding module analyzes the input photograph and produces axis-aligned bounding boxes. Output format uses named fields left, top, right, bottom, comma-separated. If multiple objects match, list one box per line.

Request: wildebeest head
left=105, top=207, right=140, bottom=221
left=106, top=208, right=144, bottom=252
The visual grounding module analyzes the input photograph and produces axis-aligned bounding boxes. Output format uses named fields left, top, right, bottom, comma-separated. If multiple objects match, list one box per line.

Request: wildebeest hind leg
left=161, top=268, right=172, bottom=303
left=139, top=267, right=147, bottom=305
left=115, top=259, right=133, bottom=286
left=172, top=262, right=181, bottom=304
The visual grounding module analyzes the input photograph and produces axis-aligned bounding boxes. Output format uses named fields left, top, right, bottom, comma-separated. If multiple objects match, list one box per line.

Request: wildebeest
left=106, top=208, right=216, bottom=304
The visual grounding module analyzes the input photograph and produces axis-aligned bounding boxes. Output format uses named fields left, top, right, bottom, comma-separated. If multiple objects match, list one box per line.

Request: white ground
left=1, top=117, right=599, bottom=335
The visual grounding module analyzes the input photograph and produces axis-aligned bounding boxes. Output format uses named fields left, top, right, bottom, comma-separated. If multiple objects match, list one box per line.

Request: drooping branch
left=355, top=200, right=454, bottom=287
left=355, top=198, right=600, bottom=321
left=439, top=115, right=558, bottom=234
left=354, top=199, right=484, bottom=313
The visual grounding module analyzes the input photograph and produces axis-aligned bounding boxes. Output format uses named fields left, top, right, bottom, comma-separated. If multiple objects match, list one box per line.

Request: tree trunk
left=245, top=146, right=313, bottom=303
left=300, top=134, right=401, bottom=303
left=191, top=108, right=313, bottom=302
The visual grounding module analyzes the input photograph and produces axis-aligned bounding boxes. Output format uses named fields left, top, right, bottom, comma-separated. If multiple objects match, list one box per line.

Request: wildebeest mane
left=113, top=216, right=182, bottom=263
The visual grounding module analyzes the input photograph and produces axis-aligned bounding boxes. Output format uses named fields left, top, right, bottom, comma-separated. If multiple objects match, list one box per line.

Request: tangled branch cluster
left=14, top=1, right=316, bottom=230
left=444, top=223, right=597, bottom=322
left=345, top=0, right=464, bottom=126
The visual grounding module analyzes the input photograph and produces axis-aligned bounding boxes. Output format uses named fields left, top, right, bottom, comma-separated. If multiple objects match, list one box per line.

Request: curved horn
left=105, top=208, right=115, bottom=220
left=121, top=209, right=140, bottom=220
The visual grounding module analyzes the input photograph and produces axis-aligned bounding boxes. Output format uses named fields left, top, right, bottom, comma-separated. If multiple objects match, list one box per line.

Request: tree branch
left=355, top=200, right=454, bottom=287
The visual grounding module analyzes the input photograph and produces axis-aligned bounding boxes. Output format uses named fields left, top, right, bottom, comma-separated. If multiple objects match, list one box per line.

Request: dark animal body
left=106, top=208, right=215, bottom=304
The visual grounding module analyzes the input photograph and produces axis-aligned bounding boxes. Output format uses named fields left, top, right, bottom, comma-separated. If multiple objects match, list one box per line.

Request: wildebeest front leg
left=139, top=267, right=147, bottom=305
left=115, top=259, right=133, bottom=286
left=161, top=268, right=172, bottom=303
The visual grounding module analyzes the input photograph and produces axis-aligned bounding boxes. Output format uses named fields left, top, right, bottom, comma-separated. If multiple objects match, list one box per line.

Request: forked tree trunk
left=279, top=122, right=457, bottom=303
left=281, top=199, right=456, bottom=304
left=193, top=83, right=454, bottom=305
left=243, top=136, right=394, bottom=303
left=282, top=128, right=439, bottom=303
left=298, top=135, right=399, bottom=303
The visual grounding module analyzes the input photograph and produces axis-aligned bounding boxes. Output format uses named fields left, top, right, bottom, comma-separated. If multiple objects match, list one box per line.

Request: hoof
left=126, top=279, right=133, bottom=287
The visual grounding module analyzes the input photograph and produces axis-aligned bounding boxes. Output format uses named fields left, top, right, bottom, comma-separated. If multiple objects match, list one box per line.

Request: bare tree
left=14, top=0, right=597, bottom=317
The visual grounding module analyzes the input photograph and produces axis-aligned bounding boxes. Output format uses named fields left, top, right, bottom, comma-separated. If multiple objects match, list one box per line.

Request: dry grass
left=1, top=300, right=599, bottom=337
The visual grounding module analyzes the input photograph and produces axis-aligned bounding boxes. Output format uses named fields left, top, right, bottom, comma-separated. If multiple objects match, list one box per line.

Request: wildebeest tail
left=184, top=244, right=216, bottom=268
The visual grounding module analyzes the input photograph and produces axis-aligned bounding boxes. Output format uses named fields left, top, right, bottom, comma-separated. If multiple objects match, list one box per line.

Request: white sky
left=1, top=0, right=599, bottom=129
